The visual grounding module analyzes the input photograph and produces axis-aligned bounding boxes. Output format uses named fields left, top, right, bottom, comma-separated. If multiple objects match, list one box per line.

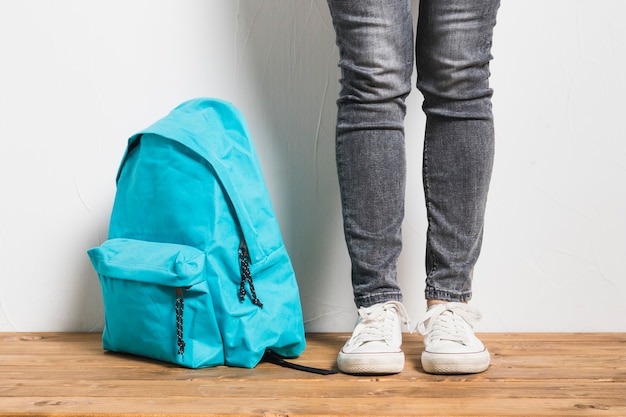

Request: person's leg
left=327, top=0, right=413, bottom=374
left=328, top=0, right=413, bottom=308
left=415, top=0, right=500, bottom=374
left=417, top=0, right=499, bottom=304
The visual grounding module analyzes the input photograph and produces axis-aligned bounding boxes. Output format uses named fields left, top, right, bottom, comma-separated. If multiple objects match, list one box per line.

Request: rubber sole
left=337, top=350, right=405, bottom=375
left=421, top=348, right=491, bottom=374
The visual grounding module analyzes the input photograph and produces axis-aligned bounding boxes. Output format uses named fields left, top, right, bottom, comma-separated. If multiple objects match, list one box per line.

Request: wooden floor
left=0, top=333, right=625, bottom=417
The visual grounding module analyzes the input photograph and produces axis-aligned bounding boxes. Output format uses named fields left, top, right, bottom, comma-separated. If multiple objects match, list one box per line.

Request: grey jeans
left=327, top=0, right=500, bottom=307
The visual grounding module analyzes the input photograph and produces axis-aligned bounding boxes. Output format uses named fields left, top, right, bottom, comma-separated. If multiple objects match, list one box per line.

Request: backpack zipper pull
left=238, top=239, right=263, bottom=308
left=175, top=287, right=185, bottom=356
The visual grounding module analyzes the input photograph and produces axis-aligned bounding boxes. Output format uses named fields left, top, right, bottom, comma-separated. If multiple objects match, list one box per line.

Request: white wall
left=1, top=0, right=624, bottom=333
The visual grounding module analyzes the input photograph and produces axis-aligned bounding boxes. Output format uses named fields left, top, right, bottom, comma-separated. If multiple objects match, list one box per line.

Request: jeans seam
left=422, top=134, right=438, bottom=281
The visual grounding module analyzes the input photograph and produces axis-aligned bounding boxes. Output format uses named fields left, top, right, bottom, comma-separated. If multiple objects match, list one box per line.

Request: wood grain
left=0, top=332, right=624, bottom=416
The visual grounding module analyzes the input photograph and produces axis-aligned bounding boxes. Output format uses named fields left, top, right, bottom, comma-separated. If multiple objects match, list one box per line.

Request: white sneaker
left=417, top=302, right=490, bottom=374
left=337, top=301, right=410, bottom=374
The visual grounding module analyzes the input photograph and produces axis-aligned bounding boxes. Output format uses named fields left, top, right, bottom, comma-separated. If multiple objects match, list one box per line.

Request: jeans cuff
left=354, top=292, right=403, bottom=309
left=424, top=288, right=472, bottom=303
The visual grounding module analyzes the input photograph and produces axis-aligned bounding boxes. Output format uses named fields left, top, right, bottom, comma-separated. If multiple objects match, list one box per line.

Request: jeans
left=327, top=0, right=500, bottom=307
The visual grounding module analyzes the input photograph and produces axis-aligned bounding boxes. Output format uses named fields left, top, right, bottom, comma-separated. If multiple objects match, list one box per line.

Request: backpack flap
left=123, top=98, right=274, bottom=262
left=87, top=238, right=224, bottom=368
left=88, top=238, right=206, bottom=287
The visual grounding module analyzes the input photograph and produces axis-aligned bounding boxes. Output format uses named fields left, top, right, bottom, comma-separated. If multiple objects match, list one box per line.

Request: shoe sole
left=337, top=351, right=405, bottom=375
left=421, top=349, right=490, bottom=374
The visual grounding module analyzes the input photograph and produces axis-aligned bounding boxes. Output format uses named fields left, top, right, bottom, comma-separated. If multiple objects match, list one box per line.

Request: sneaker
left=417, top=302, right=490, bottom=374
left=337, top=301, right=409, bottom=374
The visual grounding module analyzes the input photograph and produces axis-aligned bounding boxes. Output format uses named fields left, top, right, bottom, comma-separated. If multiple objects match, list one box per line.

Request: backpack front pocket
left=88, top=238, right=224, bottom=368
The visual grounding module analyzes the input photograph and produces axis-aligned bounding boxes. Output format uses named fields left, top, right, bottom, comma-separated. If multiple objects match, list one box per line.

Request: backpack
left=87, top=98, right=306, bottom=368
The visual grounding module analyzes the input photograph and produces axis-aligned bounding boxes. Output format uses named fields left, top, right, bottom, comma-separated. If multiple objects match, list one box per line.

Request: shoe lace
left=416, top=303, right=482, bottom=346
left=350, top=301, right=410, bottom=347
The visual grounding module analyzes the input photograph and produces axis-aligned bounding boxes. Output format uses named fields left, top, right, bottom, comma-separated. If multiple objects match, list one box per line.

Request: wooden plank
left=0, top=397, right=625, bottom=417
left=1, top=379, right=624, bottom=400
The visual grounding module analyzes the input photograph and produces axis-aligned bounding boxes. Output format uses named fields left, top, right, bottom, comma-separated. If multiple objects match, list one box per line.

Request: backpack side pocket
left=87, top=238, right=224, bottom=368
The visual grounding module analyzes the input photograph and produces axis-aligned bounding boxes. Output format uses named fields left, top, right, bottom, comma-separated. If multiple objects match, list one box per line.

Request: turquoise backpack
left=87, top=98, right=306, bottom=368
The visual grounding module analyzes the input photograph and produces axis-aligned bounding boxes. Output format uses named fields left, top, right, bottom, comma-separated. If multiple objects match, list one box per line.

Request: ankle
left=427, top=299, right=468, bottom=308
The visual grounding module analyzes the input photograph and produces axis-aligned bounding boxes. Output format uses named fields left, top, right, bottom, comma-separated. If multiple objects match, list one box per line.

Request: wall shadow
left=233, top=0, right=356, bottom=330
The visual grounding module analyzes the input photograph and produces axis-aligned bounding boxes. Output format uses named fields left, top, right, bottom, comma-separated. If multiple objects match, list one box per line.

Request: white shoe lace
left=416, top=303, right=482, bottom=346
left=348, top=301, right=410, bottom=348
